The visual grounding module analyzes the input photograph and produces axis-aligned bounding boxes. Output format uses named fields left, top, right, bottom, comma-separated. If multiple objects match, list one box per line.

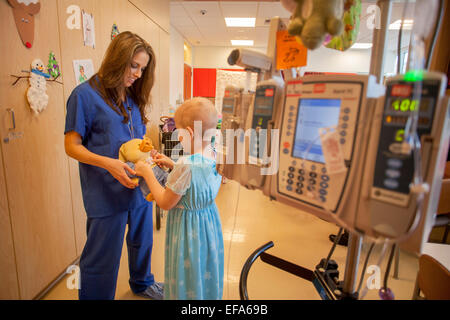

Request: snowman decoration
left=27, top=58, right=50, bottom=114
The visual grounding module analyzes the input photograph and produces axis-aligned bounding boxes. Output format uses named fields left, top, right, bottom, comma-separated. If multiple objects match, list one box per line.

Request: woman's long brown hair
left=89, top=31, right=156, bottom=124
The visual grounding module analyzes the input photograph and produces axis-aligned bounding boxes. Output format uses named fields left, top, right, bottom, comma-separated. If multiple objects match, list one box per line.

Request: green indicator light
left=404, top=70, right=424, bottom=82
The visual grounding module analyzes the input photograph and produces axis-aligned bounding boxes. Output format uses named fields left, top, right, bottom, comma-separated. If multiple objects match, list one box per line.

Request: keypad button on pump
left=385, top=169, right=401, bottom=179
left=387, top=159, right=403, bottom=169
left=320, top=182, right=329, bottom=189
left=384, top=179, right=399, bottom=189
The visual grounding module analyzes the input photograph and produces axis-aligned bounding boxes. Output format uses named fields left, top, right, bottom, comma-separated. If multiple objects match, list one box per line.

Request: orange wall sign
left=276, top=30, right=308, bottom=70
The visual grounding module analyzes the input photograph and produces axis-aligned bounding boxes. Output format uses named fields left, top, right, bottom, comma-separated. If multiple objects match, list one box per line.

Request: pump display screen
left=387, top=97, right=432, bottom=113
left=292, top=99, right=342, bottom=163
left=384, top=97, right=434, bottom=129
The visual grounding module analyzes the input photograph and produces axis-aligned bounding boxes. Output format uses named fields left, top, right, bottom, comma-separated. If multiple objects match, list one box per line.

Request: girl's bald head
left=175, top=97, right=218, bottom=133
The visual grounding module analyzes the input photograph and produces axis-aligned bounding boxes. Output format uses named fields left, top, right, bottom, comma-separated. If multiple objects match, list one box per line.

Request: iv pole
left=239, top=0, right=395, bottom=300
left=341, top=0, right=393, bottom=297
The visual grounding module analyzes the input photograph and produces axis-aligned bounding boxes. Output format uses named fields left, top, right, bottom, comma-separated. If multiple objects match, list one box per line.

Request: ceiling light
left=351, top=43, right=373, bottom=49
left=389, top=19, right=414, bottom=30
left=225, top=18, right=256, bottom=27
left=231, top=40, right=254, bottom=46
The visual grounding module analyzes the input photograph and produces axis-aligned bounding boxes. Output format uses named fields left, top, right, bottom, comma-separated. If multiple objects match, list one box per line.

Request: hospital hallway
left=42, top=179, right=443, bottom=301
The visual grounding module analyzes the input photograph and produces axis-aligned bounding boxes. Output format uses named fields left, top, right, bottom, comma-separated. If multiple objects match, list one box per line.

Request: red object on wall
left=184, top=64, right=192, bottom=100
left=193, top=68, right=217, bottom=97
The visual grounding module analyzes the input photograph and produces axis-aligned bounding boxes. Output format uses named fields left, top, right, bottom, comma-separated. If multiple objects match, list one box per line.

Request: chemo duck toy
left=119, top=136, right=168, bottom=202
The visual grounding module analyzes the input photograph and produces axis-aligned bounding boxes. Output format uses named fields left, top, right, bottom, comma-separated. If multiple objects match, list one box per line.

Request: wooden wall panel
left=57, top=0, right=97, bottom=259
left=57, top=0, right=167, bottom=255
left=0, top=0, right=77, bottom=299
left=0, top=0, right=170, bottom=299
left=0, top=145, right=19, bottom=299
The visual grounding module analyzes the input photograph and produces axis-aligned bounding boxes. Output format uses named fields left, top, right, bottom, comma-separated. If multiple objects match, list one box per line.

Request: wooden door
left=0, top=0, right=77, bottom=299
left=184, top=64, right=192, bottom=100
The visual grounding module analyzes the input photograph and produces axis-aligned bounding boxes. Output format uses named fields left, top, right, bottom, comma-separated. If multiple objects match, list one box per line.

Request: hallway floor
left=43, top=180, right=421, bottom=300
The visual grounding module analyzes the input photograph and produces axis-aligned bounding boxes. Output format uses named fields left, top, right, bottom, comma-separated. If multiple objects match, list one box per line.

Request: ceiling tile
left=194, top=16, right=227, bottom=27
left=257, top=2, right=291, bottom=19
left=170, top=3, right=188, bottom=17
left=171, top=16, right=196, bottom=27
left=170, top=0, right=418, bottom=49
left=182, top=1, right=222, bottom=18
left=220, top=1, right=258, bottom=18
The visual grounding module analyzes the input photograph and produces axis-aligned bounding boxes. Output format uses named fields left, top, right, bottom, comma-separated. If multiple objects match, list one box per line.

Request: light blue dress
left=164, top=153, right=224, bottom=300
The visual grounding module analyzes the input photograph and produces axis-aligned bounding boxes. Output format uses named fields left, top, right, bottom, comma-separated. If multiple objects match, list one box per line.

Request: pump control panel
left=277, top=78, right=366, bottom=212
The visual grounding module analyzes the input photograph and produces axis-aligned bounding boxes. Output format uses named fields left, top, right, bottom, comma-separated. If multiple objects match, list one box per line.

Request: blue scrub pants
left=78, top=203, right=154, bottom=300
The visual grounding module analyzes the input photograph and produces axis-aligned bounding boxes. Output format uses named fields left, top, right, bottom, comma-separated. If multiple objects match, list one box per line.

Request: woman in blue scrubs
left=64, top=31, right=163, bottom=300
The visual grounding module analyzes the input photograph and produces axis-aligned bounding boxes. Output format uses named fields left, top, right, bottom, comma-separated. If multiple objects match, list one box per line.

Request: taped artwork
left=27, top=58, right=50, bottom=114
left=82, top=10, right=95, bottom=48
left=73, top=59, right=94, bottom=85
left=7, top=0, right=41, bottom=48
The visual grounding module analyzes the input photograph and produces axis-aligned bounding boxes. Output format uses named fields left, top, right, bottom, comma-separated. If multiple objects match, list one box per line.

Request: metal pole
left=369, top=0, right=393, bottom=82
left=341, top=0, right=393, bottom=299
left=342, top=233, right=363, bottom=296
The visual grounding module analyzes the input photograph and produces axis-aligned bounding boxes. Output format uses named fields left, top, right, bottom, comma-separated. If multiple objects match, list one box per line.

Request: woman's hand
left=104, top=158, right=139, bottom=189
left=65, top=131, right=138, bottom=189
left=152, top=153, right=175, bottom=170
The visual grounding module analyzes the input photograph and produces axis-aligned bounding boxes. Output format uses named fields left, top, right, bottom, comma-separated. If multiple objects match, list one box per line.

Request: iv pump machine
left=222, top=72, right=449, bottom=253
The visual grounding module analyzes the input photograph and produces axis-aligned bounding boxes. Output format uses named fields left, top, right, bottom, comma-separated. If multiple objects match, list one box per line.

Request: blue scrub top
left=64, top=80, right=148, bottom=218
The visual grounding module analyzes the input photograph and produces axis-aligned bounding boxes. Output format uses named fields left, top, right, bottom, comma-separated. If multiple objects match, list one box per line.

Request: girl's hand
left=104, top=158, right=138, bottom=189
left=152, top=153, right=175, bottom=170
left=135, top=160, right=153, bottom=177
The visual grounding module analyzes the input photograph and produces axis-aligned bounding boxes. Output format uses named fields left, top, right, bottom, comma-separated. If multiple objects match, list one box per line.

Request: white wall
left=169, top=25, right=185, bottom=108
left=191, top=45, right=398, bottom=76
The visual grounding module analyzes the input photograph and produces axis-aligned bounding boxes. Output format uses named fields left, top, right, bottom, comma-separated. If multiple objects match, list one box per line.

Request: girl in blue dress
left=135, top=97, right=224, bottom=300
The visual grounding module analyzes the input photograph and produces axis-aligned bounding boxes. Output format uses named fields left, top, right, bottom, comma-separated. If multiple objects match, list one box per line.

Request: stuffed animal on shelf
left=27, top=58, right=50, bottom=114
left=285, top=0, right=345, bottom=50
left=119, top=136, right=168, bottom=202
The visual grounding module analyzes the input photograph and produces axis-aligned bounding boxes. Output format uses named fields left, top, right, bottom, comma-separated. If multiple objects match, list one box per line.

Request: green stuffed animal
left=326, top=0, right=362, bottom=51
left=287, top=0, right=345, bottom=50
